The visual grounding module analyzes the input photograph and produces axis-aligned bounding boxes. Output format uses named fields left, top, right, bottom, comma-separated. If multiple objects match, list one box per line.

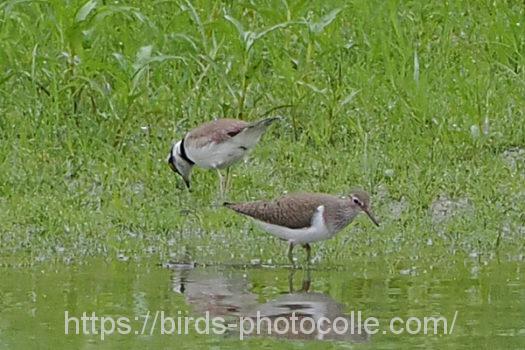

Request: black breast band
left=179, top=137, right=195, bottom=165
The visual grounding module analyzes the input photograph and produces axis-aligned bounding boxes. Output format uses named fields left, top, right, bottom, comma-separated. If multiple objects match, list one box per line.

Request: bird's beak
left=167, top=153, right=190, bottom=189
left=363, top=208, right=380, bottom=227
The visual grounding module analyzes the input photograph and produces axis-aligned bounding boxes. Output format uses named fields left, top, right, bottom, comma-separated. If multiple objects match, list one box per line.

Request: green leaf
left=224, top=14, right=246, bottom=38
left=133, top=45, right=153, bottom=71
left=309, top=8, right=342, bottom=34
left=340, top=90, right=360, bottom=106
left=75, top=0, right=98, bottom=23
left=225, top=14, right=296, bottom=52
left=112, top=52, right=128, bottom=71
left=297, top=81, right=327, bottom=95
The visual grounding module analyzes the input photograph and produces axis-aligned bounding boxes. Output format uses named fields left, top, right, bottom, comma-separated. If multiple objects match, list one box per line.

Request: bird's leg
left=216, top=169, right=225, bottom=200
left=301, top=267, right=311, bottom=292
left=288, top=269, right=296, bottom=292
left=287, top=241, right=295, bottom=268
left=223, top=167, right=231, bottom=196
left=302, top=243, right=311, bottom=264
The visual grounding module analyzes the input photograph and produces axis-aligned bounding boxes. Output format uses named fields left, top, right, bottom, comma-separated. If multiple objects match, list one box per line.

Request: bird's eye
left=353, top=198, right=360, bottom=205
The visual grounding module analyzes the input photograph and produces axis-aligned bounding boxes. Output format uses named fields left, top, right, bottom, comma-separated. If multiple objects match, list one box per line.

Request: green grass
left=0, top=0, right=524, bottom=265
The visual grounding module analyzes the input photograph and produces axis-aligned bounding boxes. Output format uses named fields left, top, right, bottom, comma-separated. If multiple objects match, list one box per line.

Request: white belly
left=188, top=141, right=248, bottom=169
left=187, top=127, right=266, bottom=169
left=255, top=205, right=334, bottom=244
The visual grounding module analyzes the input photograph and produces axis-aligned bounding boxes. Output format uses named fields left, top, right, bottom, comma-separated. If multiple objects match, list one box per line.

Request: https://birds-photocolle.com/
left=168, top=117, right=279, bottom=197
left=224, top=189, right=379, bottom=265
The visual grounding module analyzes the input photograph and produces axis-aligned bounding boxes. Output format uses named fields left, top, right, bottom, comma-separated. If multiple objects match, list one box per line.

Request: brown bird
left=224, top=190, right=379, bottom=265
left=168, top=117, right=279, bottom=196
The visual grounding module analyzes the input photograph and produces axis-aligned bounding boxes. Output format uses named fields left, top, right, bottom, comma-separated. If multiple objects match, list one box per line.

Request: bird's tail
left=223, top=201, right=252, bottom=219
left=233, top=116, right=280, bottom=145
left=223, top=201, right=246, bottom=213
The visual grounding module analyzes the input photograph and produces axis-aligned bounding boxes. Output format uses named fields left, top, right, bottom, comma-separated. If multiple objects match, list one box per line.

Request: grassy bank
left=0, top=0, right=524, bottom=265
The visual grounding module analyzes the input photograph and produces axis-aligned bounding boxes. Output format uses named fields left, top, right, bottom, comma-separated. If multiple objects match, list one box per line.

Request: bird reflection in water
left=170, top=266, right=370, bottom=343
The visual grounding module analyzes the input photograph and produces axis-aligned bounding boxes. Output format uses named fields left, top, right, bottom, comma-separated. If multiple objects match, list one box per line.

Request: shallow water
left=1, top=256, right=524, bottom=349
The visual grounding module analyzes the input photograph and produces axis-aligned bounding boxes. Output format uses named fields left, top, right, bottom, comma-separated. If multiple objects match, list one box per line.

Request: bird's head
left=167, top=141, right=193, bottom=189
left=349, top=189, right=379, bottom=226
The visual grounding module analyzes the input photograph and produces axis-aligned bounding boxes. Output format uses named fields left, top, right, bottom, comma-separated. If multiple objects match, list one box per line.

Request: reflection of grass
left=0, top=0, right=523, bottom=265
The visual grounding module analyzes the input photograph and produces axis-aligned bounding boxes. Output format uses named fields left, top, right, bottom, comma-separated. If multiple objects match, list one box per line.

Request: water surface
left=1, top=256, right=524, bottom=349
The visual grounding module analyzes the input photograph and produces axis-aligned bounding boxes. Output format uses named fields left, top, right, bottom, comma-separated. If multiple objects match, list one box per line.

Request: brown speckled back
left=185, top=119, right=249, bottom=148
left=225, top=193, right=345, bottom=229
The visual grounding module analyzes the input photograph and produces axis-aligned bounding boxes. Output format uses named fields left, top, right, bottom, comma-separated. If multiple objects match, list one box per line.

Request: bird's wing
left=229, top=117, right=279, bottom=146
left=225, top=193, right=335, bottom=229
left=186, top=119, right=249, bottom=148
